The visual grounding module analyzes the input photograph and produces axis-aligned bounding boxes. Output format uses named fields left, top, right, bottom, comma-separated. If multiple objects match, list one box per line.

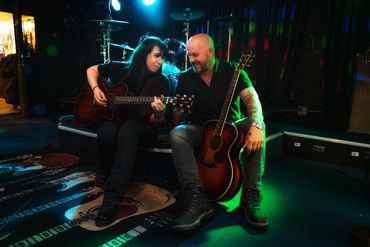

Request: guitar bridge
left=201, top=160, right=217, bottom=168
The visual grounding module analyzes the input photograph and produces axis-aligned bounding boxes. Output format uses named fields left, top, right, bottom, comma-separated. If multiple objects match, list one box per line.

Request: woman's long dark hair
left=124, top=36, right=166, bottom=82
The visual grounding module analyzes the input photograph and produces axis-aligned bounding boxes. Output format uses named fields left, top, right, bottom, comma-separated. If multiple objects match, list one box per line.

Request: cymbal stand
left=99, top=22, right=112, bottom=64
left=121, top=49, right=127, bottom=61
left=121, top=43, right=130, bottom=61
left=227, top=14, right=234, bottom=61
left=183, top=20, right=190, bottom=69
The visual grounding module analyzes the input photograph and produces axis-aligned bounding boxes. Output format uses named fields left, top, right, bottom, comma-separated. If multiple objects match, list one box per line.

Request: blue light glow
left=111, top=0, right=121, bottom=11
left=143, top=0, right=156, bottom=6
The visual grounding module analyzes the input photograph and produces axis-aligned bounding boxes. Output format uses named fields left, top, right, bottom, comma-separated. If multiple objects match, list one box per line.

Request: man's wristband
left=251, top=122, right=263, bottom=130
left=92, top=85, right=99, bottom=92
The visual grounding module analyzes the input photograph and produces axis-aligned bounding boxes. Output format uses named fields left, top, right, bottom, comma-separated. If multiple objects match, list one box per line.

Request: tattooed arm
left=240, top=87, right=264, bottom=125
left=239, top=87, right=265, bottom=154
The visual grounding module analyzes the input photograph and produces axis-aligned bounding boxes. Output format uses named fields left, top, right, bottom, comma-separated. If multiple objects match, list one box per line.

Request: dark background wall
left=1, top=0, right=369, bottom=131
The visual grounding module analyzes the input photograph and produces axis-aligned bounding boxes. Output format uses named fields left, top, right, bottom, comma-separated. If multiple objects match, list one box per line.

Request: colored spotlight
left=143, top=0, right=156, bottom=6
left=111, top=0, right=121, bottom=11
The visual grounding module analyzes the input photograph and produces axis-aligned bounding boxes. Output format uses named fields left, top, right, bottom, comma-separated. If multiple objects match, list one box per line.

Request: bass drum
left=163, top=38, right=186, bottom=70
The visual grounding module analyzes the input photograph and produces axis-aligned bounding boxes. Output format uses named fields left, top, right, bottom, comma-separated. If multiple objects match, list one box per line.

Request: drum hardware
left=162, top=62, right=181, bottom=77
left=110, top=43, right=135, bottom=61
left=170, top=9, right=205, bottom=21
left=110, top=43, right=134, bottom=50
left=170, top=8, right=205, bottom=70
left=163, top=38, right=186, bottom=70
left=89, top=19, right=129, bottom=25
left=89, top=19, right=129, bottom=63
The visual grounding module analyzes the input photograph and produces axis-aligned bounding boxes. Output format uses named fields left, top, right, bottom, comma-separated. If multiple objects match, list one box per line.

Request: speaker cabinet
left=348, top=54, right=370, bottom=135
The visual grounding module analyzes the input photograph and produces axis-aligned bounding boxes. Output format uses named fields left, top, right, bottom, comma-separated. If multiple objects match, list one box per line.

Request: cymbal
left=89, top=19, right=129, bottom=25
left=171, top=8, right=204, bottom=21
left=83, top=24, right=122, bottom=32
left=110, top=43, right=135, bottom=51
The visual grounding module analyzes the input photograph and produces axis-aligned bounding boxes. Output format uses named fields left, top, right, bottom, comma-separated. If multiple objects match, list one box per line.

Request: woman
left=86, top=36, right=169, bottom=227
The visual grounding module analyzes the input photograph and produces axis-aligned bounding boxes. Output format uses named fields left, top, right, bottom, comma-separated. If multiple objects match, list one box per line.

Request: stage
left=0, top=115, right=369, bottom=247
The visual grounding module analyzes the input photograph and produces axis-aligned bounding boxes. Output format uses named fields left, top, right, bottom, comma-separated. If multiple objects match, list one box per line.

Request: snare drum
left=164, top=38, right=186, bottom=69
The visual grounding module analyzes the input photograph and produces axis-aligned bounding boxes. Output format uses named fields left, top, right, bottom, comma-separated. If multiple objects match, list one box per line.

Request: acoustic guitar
left=64, top=182, right=176, bottom=231
left=74, top=77, right=193, bottom=126
left=196, top=51, right=255, bottom=202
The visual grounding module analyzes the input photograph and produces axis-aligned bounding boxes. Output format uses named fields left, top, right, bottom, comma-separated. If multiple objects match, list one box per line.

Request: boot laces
left=247, top=189, right=262, bottom=209
left=184, top=187, right=204, bottom=212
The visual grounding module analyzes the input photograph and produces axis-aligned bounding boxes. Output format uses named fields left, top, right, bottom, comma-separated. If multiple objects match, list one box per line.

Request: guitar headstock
left=238, top=50, right=255, bottom=71
left=170, top=94, right=194, bottom=113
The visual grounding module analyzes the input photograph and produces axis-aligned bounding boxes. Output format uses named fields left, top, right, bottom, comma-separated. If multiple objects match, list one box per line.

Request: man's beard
left=192, top=62, right=209, bottom=73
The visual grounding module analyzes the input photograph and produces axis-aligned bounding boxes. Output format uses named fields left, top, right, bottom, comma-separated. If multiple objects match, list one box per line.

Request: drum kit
left=88, top=8, right=208, bottom=75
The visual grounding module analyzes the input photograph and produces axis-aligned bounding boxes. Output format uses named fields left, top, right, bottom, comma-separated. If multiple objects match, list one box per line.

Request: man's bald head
left=187, top=33, right=215, bottom=74
left=187, top=33, right=215, bottom=51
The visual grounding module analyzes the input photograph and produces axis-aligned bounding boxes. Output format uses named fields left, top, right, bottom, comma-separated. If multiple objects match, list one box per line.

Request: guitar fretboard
left=112, top=96, right=171, bottom=105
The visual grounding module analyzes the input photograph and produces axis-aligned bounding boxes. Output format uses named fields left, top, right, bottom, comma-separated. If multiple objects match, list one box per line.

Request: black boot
left=173, top=186, right=214, bottom=232
left=95, top=201, right=118, bottom=227
left=240, top=188, right=268, bottom=231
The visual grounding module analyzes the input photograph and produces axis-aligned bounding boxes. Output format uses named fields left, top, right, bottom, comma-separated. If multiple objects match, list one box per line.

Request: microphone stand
left=227, top=13, right=233, bottom=61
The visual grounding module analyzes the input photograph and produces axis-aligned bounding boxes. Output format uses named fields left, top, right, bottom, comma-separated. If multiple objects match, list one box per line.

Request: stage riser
left=59, top=126, right=98, bottom=157
left=282, top=132, right=370, bottom=182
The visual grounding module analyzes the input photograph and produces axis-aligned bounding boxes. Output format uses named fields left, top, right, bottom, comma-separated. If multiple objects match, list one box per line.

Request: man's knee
left=169, top=125, right=186, bottom=142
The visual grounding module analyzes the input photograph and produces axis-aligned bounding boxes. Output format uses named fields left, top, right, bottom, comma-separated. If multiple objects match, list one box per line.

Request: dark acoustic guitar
left=196, top=51, right=255, bottom=202
left=74, top=78, right=193, bottom=126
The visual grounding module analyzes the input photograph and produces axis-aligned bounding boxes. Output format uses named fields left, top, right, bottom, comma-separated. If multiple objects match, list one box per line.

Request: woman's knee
left=97, top=122, right=120, bottom=143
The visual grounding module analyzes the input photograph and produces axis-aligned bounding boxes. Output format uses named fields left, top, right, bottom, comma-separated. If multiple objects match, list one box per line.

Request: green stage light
left=46, top=44, right=59, bottom=57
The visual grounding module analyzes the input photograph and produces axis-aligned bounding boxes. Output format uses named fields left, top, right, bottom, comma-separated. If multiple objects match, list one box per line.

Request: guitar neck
left=214, top=52, right=254, bottom=135
left=112, top=96, right=171, bottom=105
left=214, top=69, right=242, bottom=135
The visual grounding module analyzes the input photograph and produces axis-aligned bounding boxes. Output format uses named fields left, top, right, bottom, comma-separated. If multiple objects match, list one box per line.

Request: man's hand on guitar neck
left=93, top=87, right=108, bottom=107
left=244, top=125, right=264, bottom=155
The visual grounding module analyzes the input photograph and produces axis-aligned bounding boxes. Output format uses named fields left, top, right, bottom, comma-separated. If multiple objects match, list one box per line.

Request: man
left=169, top=33, right=267, bottom=232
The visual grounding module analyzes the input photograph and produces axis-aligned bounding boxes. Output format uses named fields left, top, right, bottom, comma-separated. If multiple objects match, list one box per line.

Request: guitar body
left=74, top=79, right=127, bottom=126
left=74, top=78, right=193, bottom=126
left=64, top=182, right=176, bottom=231
left=196, top=120, right=245, bottom=202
